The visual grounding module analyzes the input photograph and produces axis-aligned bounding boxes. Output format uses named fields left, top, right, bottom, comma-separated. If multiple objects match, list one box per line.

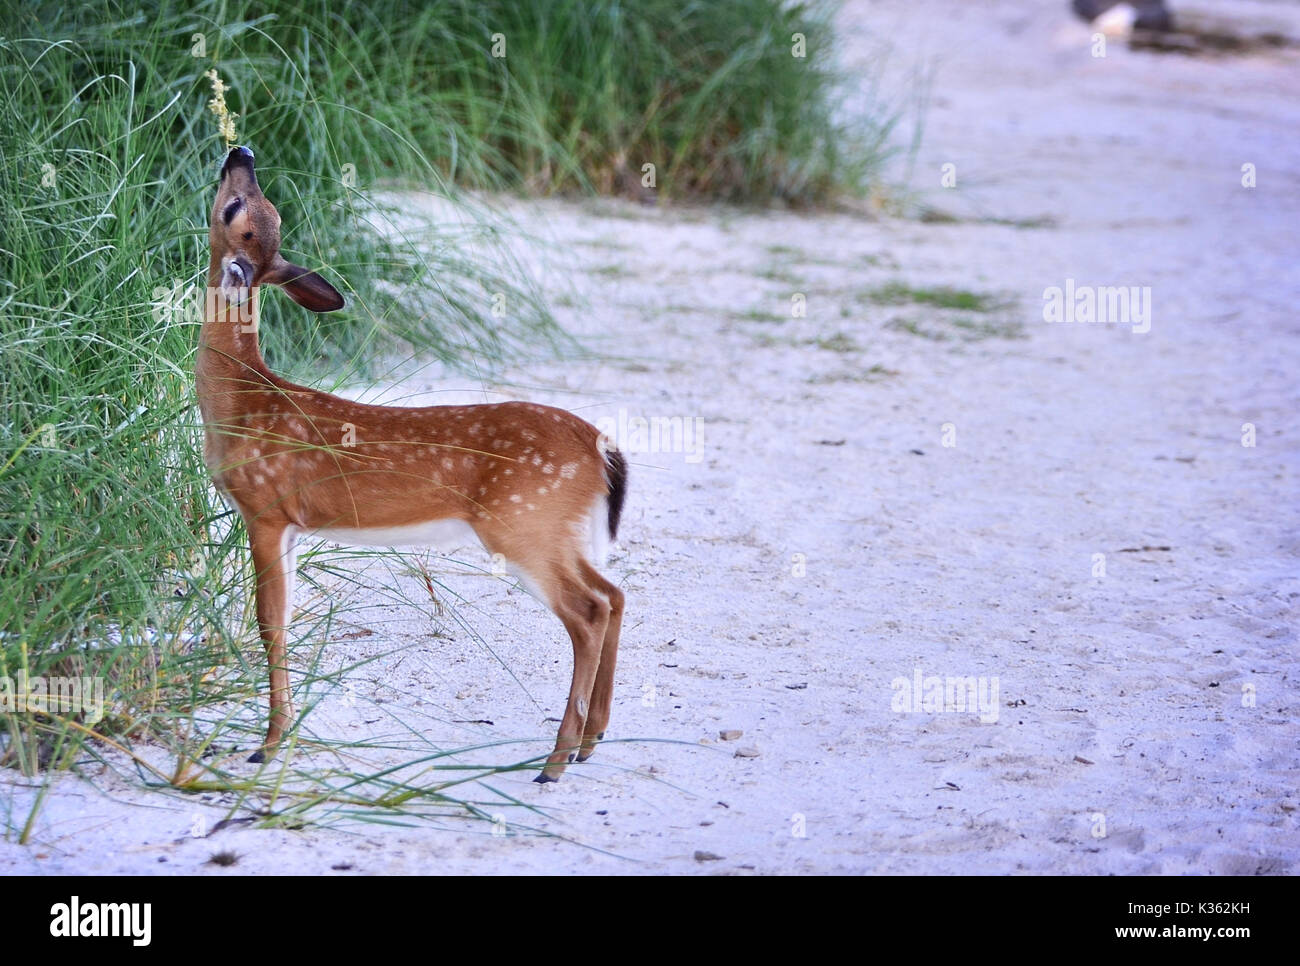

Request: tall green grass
left=0, top=0, right=890, bottom=838
left=334, top=0, right=886, bottom=202
left=0, top=2, right=559, bottom=830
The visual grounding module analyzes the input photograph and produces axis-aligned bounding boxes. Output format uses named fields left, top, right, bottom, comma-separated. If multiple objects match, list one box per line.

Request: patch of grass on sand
left=807, top=364, right=898, bottom=384
left=813, top=332, right=862, bottom=353
left=886, top=315, right=1026, bottom=342
left=917, top=208, right=1057, bottom=229
left=733, top=307, right=787, bottom=323
left=862, top=282, right=1011, bottom=312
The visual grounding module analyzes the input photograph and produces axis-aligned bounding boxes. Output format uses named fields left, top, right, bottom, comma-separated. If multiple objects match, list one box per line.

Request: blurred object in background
left=1074, top=0, right=1298, bottom=55
left=1072, top=1, right=1173, bottom=33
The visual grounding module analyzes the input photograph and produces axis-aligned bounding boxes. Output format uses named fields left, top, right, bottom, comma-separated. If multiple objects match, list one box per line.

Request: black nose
left=220, top=145, right=256, bottom=178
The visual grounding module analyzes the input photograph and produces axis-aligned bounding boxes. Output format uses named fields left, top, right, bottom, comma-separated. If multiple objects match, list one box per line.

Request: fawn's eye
left=243, top=232, right=253, bottom=240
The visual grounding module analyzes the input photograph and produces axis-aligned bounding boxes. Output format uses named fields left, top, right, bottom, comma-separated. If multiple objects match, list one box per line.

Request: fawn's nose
left=220, top=145, right=256, bottom=179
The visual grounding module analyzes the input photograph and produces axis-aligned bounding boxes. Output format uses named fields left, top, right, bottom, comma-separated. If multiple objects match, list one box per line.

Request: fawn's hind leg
left=576, top=560, right=623, bottom=762
left=533, top=563, right=611, bottom=782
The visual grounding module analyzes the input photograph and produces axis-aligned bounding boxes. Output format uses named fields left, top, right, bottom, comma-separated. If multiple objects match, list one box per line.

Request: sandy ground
left=3, top=0, right=1298, bottom=874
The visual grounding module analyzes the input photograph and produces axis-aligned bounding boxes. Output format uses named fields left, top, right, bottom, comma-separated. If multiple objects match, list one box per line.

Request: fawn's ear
left=263, top=255, right=345, bottom=312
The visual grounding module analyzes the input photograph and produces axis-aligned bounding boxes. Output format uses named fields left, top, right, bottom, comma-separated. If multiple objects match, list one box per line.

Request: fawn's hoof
left=533, top=771, right=558, bottom=784
left=247, top=749, right=266, bottom=764
left=576, top=732, right=605, bottom=763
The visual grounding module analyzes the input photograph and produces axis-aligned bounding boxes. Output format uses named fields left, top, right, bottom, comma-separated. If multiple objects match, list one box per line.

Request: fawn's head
left=211, top=146, right=344, bottom=312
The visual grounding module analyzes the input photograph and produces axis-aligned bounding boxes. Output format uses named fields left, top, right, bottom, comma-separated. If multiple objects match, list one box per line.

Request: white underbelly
left=310, top=519, right=480, bottom=550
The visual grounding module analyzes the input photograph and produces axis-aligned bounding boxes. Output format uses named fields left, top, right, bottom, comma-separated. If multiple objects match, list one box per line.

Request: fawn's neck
left=196, top=252, right=275, bottom=407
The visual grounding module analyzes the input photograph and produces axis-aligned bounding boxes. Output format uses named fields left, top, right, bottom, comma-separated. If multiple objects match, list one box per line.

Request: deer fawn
left=197, top=146, right=627, bottom=781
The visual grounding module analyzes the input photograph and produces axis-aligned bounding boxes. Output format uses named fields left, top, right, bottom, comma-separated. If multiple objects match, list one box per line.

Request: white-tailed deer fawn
left=197, top=146, right=627, bottom=781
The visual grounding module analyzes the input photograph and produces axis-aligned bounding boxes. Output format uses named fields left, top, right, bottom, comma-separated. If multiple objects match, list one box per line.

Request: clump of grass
left=68, top=0, right=886, bottom=206
left=885, top=315, right=1026, bottom=342
left=731, top=307, right=786, bottom=324
left=916, top=207, right=1057, bottom=230
left=851, top=281, right=1025, bottom=342
left=756, top=266, right=805, bottom=285
left=439, top=0, right=890, bottom=202
left=27, top=0, right=889, bottom=207
left=591, top=264, right=633, bottom=279
left=806, top=364, right=897, bottom=384
left=813, top=332, right=861, bottom=353
left=862, top=282, right=1011, bottom=312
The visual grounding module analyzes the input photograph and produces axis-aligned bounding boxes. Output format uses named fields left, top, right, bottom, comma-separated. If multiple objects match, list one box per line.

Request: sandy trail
left=3, top=0, right=1297, bottom=874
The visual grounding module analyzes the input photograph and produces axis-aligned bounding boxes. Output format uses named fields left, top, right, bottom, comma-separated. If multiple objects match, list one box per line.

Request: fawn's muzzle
left=221, top=145, right=257, bottom=180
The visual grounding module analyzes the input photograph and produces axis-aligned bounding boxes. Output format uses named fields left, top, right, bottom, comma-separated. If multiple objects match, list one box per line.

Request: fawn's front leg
left=247, top=522, right=297, bottom=763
